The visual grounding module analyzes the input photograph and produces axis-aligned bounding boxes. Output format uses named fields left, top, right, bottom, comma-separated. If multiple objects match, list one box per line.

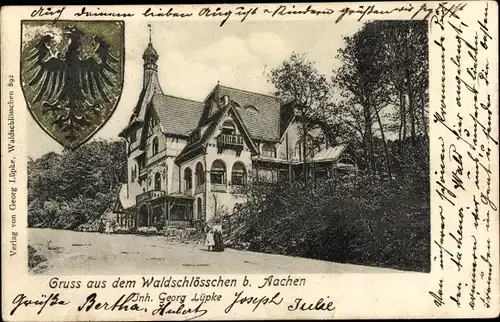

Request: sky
left=26, top=19, right=363, bottom=159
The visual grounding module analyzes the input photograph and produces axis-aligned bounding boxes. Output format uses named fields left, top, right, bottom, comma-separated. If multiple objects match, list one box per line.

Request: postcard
left=1, top=2, right=498, bottom=320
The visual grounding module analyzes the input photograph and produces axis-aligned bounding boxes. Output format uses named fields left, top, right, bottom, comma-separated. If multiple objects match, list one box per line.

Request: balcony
left=136, top=190, right=165, bottom=204
left=211, top=184, right=227, bottom=193
left=217, top=134, right=243, bottom=155
left=195, top=184, right=205, bottom=195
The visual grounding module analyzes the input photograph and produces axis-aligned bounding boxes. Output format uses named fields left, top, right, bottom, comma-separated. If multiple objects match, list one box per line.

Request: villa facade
left=113, top=38, right=356, bottom=230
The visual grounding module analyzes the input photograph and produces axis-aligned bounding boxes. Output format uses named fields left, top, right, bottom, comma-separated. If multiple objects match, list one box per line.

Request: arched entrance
left=138, top=204, right=149, bottom=227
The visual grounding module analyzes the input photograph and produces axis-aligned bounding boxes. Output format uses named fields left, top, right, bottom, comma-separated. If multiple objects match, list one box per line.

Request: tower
left=142, top=24, right=162, bottom=93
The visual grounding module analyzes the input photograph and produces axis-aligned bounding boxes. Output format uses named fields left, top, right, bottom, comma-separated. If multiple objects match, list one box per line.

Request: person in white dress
left=105, top=221, right=112, bottom=234
left=205, top=228, right=215, bottom=251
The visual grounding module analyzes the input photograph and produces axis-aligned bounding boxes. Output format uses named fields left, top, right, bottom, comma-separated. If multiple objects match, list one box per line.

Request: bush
left=28, top=245, right=46, bottom=269
left=228, top=173, right=430, bottom=272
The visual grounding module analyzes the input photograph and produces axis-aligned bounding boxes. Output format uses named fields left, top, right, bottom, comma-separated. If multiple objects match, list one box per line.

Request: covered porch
left=166, top=193, right=195, bottom=228
left=136, top=190, right=195, bottom=229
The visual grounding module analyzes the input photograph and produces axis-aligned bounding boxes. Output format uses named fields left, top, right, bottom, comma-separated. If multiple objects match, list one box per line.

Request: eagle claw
left=41, top=101, right=63, bottom=115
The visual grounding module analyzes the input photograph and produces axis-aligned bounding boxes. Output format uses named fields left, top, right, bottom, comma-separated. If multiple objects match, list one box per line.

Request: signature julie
left=224, top=291, right=335, bottom=314
left=10, top=293, right=70, bottom=315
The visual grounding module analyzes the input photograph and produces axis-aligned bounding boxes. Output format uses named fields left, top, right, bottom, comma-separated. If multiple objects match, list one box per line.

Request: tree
left=334, top=23, right=391, bottom=178
left=268, top=52, right=334, bottom=186
left=334, top=20, right=428, bottom=179
left=377, top=20, right=429, bottom=145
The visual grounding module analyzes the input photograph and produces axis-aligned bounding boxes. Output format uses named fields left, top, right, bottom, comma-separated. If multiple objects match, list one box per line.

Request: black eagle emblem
left=25, top=25, right=120, bottom=139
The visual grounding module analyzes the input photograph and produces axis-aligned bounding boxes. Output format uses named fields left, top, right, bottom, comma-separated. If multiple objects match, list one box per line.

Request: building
left=114, top=35, right=356, bottom=231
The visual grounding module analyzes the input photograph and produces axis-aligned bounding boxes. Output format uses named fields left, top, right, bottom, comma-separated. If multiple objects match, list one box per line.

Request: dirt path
left=28, top=228, right=401, bottom=275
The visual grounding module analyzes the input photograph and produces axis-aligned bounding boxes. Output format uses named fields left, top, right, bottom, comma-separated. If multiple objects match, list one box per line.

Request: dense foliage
left=28, top=139, right=126, bottom=230
left=225, top=140, right=430, bottom=272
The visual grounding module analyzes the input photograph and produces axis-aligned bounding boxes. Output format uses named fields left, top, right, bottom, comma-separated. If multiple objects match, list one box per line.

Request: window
left=211, top=160, right=226, bottom=185
left=139, top=157, right=145, bottom=171
left=196, top=197, right=203, bottom=220
left=148, top=115, right=158, bottom=135
left=131, top=164, right=137, bottom=182
left=231, top=162, right=246, bottom=186
left=262, top=143, right=276, bottom=158
left=294, top=140, right=302, bottom=160
left=258, top=168, right=274, bottom=183
left=154, top=172, right=161, bottom=190
left=315, top=169, right=328, bottom=180
left=150, top=115, right=158, bottom=128
left=184, top=168, right=193, bottom=190
left=130, top=131, right=137, bottom=143
left=221, top=120, right=235, bottom=135
left=278, top=170, right=289, bottom=183
left=152, top=206, right=162, bottom=225
left=295, top=135, right=314, bottom=160
left=195, top=162, right=204, bottom=186
left=152, top=137, right=159, bottom=155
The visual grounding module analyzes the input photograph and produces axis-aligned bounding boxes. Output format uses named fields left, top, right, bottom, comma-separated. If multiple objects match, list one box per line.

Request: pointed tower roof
left=143, top=24, right=159, bottom=61
left=143, top=43, right=159, bottom=60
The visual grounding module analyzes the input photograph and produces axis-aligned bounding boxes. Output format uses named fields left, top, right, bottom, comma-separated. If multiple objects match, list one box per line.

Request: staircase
left=161, top=226, right=204, bottom=244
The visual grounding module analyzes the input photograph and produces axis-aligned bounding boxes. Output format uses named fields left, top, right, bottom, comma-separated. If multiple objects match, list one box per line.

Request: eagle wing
left=80, top=38, right=119, bottom=103
left=26, top=37, right=66, bottom=103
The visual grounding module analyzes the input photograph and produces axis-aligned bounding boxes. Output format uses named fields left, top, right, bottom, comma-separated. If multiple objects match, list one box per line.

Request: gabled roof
left=152, top=93, right=205, bottom=137
left=175, top=102, right=259, bottom=164
left=115, top=184, right=135, bottom=211
left=175, top=106, right=228, bottom=164
left=216, top=86, right=281, bottom=141
left=313, top=144, right=348, bottom=162
left=124, top=81, right=282, bottom=142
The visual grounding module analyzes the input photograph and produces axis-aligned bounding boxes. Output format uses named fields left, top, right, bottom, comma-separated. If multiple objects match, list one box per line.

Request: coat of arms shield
left=20, top=20, right=125, bottom=150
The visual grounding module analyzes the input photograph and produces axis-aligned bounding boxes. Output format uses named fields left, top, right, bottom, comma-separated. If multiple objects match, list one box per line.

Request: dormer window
left=221, top=120, right=235, bottom=135
left=130, top=131, right=137, bottom=143
left=244, top=104, right=259, bottom=112
left=262, top=143, right=276, bottom=158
